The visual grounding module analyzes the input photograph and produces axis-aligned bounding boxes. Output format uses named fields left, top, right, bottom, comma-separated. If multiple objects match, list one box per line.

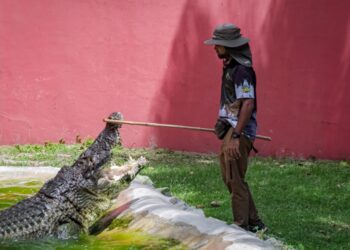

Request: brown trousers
left=219, top=127, right=260, bottom=227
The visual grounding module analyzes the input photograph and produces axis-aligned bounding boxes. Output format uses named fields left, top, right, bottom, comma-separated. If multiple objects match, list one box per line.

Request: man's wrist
left=232, top=131, right=241, bottom=139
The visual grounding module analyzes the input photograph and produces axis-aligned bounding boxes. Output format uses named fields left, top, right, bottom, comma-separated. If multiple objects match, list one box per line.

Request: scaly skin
left=0, top=112, right=145, bottom=240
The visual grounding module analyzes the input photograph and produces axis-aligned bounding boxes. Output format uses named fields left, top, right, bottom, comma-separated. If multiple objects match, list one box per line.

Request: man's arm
left=225, top=98, right=254, bottom=159
left=234, top=98, right=255, bottom=134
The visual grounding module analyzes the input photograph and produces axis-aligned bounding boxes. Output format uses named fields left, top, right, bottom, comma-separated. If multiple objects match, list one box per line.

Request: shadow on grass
left=248, top=160, right=350, bottom=249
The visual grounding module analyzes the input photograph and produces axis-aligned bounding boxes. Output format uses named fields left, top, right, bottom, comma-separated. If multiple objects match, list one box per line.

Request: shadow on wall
left=144, top=0, right=350, bottom=158
left=255, top=0, right=350, bottom=159
left=147, top=0, right=220, bottom=152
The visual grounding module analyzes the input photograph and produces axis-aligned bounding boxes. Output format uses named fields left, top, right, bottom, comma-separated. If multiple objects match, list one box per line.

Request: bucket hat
left=204, top=23, right=249, bottom=48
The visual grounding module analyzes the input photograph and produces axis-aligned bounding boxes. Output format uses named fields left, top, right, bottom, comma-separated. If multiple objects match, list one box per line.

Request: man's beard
left=216, top=52, right=229, bottom=59
left=216, top=53, right=226, bottom=59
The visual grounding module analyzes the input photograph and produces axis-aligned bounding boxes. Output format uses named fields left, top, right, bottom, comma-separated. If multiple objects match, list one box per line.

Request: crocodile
left=0, top=112, right=146, bottom=240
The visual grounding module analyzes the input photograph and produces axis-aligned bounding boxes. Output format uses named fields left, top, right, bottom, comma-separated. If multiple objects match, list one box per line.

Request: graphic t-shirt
left=219, top=60, right=257, bottom=139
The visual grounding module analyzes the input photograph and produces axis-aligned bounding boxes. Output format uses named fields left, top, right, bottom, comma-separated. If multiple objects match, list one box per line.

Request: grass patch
left=0, top=144, right=349, bottom=249
left=108, top=215, right=134, bottom=231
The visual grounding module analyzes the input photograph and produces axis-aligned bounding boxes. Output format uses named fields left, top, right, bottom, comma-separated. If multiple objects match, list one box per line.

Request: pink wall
left=1, top=0, right=349, bottom=159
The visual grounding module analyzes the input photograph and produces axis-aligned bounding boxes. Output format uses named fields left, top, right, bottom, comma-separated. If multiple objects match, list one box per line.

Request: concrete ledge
left=112, top=177, right=278, bottom=250
left=0, top=167, right=281, bottom=249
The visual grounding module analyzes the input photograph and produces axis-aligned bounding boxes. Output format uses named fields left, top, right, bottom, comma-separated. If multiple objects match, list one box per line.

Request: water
left=0, top=171, right=185, bottom=250
left=0, top=179, right=43, bottom=210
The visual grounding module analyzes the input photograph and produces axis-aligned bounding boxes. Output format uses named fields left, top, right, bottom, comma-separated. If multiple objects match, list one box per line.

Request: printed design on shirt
left=235, top=79, right=255, bottom=99
left=225, top=72, right=233, bottom=81
left=242, top=85, right=251, bottom=93
left=219, top=100, right=242, bottom=127
left=226, top=99, right=241, bottom=117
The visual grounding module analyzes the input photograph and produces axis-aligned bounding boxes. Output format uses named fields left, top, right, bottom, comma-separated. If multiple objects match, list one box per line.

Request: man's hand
left=225, top=138, right=241, bottom=159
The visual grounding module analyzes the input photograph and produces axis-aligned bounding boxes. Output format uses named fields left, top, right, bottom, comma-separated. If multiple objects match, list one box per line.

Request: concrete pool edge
left=111, top=176, right=282, bottom=250
left=0, top=167, right=283, bottom=249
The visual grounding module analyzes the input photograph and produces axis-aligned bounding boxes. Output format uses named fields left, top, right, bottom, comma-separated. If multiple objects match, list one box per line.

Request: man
left=204, top=23, right=266, bottom=232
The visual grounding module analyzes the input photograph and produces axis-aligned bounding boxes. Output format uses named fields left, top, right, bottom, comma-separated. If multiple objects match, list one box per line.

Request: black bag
left=214, top=118, right=231, bottom=140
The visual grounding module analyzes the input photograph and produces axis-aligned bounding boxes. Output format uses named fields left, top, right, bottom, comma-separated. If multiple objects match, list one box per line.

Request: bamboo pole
left=104, top=119, right=272, bottom=141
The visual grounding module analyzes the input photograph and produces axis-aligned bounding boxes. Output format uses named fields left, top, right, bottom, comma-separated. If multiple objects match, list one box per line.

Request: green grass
left=0, top=144, right=349, bottom=249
